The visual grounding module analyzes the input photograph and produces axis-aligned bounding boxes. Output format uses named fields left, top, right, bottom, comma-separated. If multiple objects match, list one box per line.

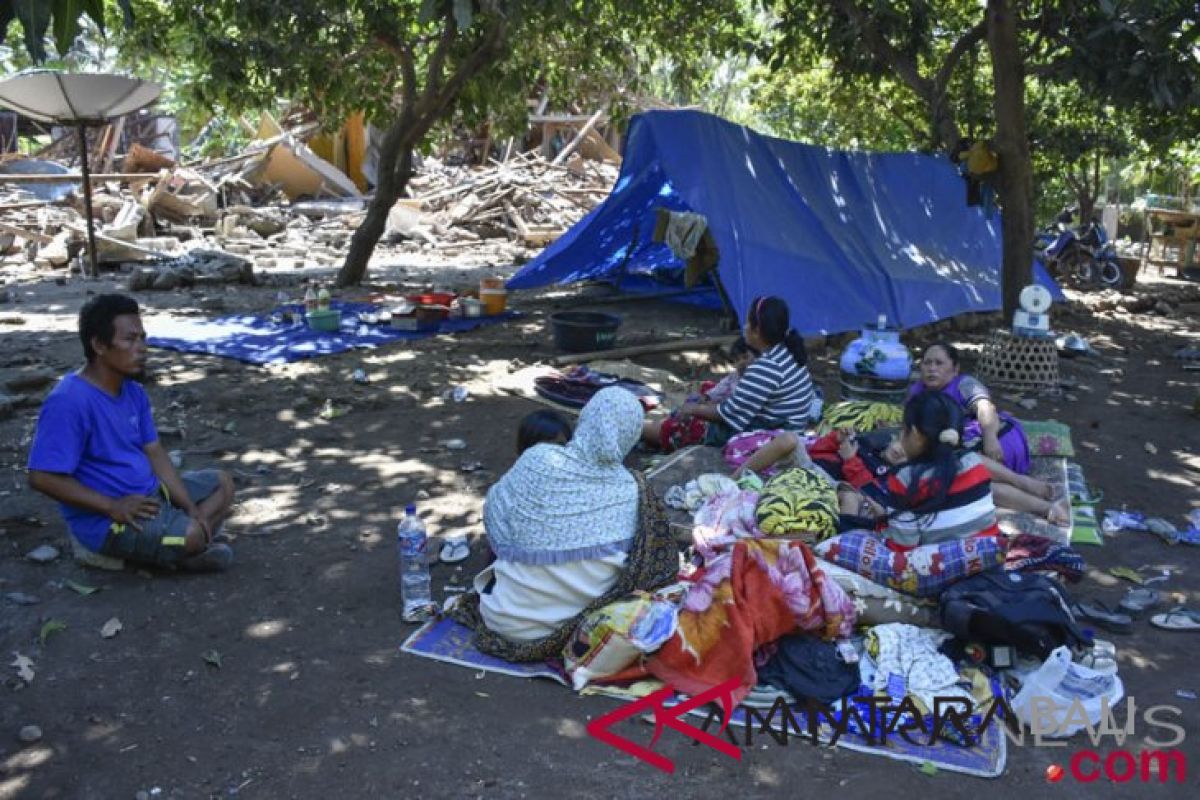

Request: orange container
left=480, top=276, right=504, bottom=292
left=480, top=288, right=508, bottom=315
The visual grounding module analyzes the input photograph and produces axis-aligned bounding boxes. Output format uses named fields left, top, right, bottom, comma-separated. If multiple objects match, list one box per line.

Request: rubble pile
left=0, top=114, right=620, bottom=291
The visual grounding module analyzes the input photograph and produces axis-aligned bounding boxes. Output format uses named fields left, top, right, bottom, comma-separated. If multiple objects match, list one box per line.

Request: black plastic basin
left=548, top=311, right=621, bottom=353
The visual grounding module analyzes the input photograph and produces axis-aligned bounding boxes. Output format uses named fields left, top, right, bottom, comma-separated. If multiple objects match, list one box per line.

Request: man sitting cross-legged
left=27, top=294, right=236, bottom=572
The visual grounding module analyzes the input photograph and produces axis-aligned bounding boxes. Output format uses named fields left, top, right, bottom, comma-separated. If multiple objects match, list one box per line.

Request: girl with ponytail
left=877, top=391, right=1001, bottom=549
left=641, top=295, right=818, bottom=450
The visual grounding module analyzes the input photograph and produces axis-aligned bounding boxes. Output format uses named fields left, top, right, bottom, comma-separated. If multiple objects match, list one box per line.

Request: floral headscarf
left=484, top=387, right=645, bottom=564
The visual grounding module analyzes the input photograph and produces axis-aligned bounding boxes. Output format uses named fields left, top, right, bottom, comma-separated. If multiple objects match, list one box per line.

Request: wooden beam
left=549, top=335, right=738, bottom=365
left=551, top=109, right=606, bottom=166
left=0, top=172, right=159, bottom=183
left=0, top=221, right=53, bottom=244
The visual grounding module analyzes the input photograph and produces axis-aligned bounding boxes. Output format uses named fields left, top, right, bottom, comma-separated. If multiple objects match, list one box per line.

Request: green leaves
left=39, top=619, right=67, bottom=645
left=0, top=0, right=130, bottom=61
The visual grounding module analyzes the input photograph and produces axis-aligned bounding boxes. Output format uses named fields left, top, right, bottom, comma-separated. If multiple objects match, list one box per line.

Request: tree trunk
left=986, top=0, right=1034, bottom=319
left=336, top=117, right=413, bottom=287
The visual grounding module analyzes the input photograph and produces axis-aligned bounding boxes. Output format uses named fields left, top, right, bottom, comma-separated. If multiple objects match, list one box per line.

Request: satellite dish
left=0, top=71, right=162, bottom=277
left=1019, top=284, right=1052, bottom=314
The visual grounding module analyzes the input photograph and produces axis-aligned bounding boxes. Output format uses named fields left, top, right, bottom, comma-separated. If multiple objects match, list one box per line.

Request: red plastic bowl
left=407, top=292, right=456, bottom=307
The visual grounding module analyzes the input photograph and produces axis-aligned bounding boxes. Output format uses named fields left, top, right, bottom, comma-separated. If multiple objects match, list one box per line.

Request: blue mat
left=148, top=301, right=519, bottom=365
left=402, top=616, right=1006, bottom=777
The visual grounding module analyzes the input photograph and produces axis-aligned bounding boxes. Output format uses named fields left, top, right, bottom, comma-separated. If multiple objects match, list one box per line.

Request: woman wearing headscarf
left=452, top=387, right=679, bottom=662
left=642, top=295, right=817, bottom=451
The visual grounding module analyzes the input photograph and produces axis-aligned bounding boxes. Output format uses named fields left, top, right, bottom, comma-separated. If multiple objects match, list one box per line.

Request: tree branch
left=933, top=21, right=987, bottom=97
left=425, top=5, right=460, bottom=95
left=826, top=0, right=933, bottom=101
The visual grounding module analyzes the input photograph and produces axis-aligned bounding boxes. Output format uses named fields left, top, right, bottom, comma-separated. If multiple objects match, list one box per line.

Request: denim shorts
left=100, top=470, right=222, bottom=567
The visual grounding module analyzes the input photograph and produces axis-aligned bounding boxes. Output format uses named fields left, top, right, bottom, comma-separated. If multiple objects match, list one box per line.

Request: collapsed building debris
left=0, top=108, right=621, bottom=289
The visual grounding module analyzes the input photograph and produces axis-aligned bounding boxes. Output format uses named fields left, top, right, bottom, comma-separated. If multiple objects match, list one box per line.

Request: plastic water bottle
left=398, top=504, right=433, bottom=622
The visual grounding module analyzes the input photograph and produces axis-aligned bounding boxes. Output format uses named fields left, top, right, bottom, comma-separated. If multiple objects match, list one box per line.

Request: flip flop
left=1150, top=608, right=1200, bottom=632
left=1072, top=601, right=1133, bottom=634
left=439, top=536, right=470, bottom=564
left=1118, top=588, right=1160, bottom=614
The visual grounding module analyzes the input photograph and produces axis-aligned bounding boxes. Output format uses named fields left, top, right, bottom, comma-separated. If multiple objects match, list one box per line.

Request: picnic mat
left=148, top=301, right=518, bottom=365
left=401, top=616, right=1006, bottom=777
left=401, top=615, right=567, bottom=685
left=995, top=456, right=1071, bottom=545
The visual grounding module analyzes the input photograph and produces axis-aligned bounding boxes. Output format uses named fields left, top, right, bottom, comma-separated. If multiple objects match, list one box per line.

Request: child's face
left=883, top=437, right=908, bottom=465
left=900, top=426, right=928, bottom=460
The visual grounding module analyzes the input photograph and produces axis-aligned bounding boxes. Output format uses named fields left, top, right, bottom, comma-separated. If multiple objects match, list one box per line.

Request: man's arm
left=143, top=441, right=197, bottom=515
left=28, top=470, right=160, bottom=530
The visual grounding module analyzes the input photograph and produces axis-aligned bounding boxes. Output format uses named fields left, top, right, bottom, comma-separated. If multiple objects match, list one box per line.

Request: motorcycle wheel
left=1065, top=249, right=1097, bottom=289
left=1098, top=259, right=1123, bottom=288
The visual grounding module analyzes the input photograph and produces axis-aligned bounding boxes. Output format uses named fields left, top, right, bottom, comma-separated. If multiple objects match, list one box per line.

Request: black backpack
left=939, top=568, right=1089, bottom=659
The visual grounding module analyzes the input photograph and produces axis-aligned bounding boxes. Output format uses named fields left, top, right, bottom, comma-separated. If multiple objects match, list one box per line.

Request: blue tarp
left=509, top=110, right=1061, bottom=335
left=148, top=302, right=518, bottom=365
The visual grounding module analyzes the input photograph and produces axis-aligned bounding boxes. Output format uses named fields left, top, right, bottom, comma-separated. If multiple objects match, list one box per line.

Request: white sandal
left=439, top=536, right=470, bottom=564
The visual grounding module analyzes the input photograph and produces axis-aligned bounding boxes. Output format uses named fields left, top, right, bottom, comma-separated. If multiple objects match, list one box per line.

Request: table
left=1143, top=207, right=1200, bottom=274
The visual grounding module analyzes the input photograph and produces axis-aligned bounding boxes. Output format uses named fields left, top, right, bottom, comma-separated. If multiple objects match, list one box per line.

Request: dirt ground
left=0, top=250, right=1198, bottom=800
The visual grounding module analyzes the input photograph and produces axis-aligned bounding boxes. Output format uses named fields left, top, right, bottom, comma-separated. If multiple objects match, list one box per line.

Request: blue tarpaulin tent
left=508, top=110, right=1060, bottom=335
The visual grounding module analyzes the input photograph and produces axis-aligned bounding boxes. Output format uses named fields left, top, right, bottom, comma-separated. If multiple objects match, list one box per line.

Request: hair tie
left=938, top=429, right=960, bottom=446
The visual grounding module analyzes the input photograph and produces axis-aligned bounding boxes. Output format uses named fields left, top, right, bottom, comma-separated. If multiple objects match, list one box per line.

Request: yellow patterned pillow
left=755, top=467, right=839, bottom=541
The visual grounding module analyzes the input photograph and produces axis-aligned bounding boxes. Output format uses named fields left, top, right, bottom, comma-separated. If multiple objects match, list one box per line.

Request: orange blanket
left=645, top=539, right=856, bottom=704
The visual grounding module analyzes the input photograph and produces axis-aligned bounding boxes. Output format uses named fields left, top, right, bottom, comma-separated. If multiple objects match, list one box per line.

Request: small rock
left=1144, top=441, right=1158, bottom=455
left=416, top=490, right=430, bottom=500
left=151, top=270, right=180, bottom=291
left=17, top=724, right=42, bottom=744
left=1017, top=398, right=1038, bottom=411
left=442, top=439, right=467, bottom=451
left=25, top=544, right=60, bottom=563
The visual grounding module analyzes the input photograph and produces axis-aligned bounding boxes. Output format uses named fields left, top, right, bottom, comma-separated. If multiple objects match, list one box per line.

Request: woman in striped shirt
left=641, top=296, right=817, bottom=450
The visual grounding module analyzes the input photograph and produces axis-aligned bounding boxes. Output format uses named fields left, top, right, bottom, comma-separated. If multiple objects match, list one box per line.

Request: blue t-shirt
left=27, top=373, right=159, bottom=550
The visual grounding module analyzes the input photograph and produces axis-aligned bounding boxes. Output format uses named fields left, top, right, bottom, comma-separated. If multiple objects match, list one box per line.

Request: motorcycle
left=1077, top=219, right=1124, bottom=289
left=1034, top=207, right=1123, bottom=290
left=1034, top=208, right=1094, bottom=287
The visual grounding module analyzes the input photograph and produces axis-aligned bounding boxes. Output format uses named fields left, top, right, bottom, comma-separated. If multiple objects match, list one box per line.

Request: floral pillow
left=814, top=532, right=1005, bottom=597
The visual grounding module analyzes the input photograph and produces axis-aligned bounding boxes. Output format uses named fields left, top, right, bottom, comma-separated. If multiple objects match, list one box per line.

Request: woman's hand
left=982, top=432, right=1005, bottom=462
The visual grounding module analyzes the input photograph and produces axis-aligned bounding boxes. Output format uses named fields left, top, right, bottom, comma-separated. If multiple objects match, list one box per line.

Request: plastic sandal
left=1072, top=601, right=1133, bottom=634
left=1118, top=588, right=1160, bottom=614
left=1150, top=608, right=1200, bottom=632
left=439, top=537, right=470, bottom=564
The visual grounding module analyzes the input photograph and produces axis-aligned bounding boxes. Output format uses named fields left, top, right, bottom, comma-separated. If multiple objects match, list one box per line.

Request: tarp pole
left=77, top=123, right=99, bottom=278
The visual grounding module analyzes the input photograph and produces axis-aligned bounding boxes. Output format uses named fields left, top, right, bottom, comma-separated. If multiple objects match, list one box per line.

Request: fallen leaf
left=39, top=619, right=67, bottom=645
left=10, top=652, right=34, bottom=682
left=202, top=649, right=223, bottom=669
left=66, top=580, right=99, bottom=596
left=919, top=761, right=938, bottom=776
left=1109, top=566, right=1145, bottom=585
left=100, top=617, right=123, bottom=639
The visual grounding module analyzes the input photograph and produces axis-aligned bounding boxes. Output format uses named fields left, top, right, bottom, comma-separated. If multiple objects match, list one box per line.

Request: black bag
left=939, top=568, right=1089, bottom=659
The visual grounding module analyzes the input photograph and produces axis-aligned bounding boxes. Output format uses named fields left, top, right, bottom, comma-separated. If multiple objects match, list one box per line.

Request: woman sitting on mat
left=642, top=295, right=817, bottom=451
left=909, top=343, right=1045, bottom=488
left=452, top=387, right=678, bottom=661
